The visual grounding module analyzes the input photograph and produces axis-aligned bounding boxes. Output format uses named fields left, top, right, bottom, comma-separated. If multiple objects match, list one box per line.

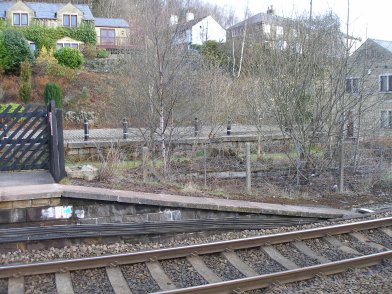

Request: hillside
left=0, top=60, right=122, bottom=129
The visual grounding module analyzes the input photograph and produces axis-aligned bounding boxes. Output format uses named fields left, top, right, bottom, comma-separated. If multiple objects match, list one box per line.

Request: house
left=227, top=6, right=293, bottom=50
left=174, top=12, right=226, bottom=46
left=346, top=38, right=392, bottom=137
left=0, top=1, right=129, bottom=50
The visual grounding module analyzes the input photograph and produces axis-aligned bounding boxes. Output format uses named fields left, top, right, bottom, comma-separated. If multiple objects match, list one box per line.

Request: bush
left=0, top=29, right=34, bottom=74
left=97, top=48, right=109, bottom=58
left=19, top=59, right=32, bottom=104
left=0, top=103, right=24, bottom=114
left=54, top=47, right=84, bottom=69
left=44, top=82, right=63, bottom=108
left=82, top=43, right=97, bottom=59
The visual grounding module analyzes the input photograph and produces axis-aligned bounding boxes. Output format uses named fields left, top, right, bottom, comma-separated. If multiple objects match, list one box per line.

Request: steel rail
left=157, top=250, right=392, bottom=294
left=0, top=217, right=390, bottom=279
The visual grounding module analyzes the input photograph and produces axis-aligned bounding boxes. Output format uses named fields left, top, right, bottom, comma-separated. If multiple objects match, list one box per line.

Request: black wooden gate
left=0, top=102, right=65, bottom=182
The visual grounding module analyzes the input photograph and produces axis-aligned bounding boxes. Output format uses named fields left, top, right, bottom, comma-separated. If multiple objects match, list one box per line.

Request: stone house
left=0, top=1, right=130, bottom=50
left=226, top=6, right=293, bottom=50
left=347, top=38, right=392, bottom=138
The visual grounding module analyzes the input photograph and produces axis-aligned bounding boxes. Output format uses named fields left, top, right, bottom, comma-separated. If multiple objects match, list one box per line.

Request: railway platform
left=0, top=179, right=358, bottom=219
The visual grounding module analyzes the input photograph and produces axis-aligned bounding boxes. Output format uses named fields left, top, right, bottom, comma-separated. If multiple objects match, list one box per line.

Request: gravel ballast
left=236, top=248, right=285, bottom=274
left=0, top=279, right=7, bottom=294
left=160, top=258, right=207, bottom=288
left=25, top=274, right=57, bottom=294
left=71, top=268, right=114, bottom=294
left=121, top=263, right=161, bottom=293
left=201, top=253, right=245, bottom=281
left=273, top=244, right=319, bottom=267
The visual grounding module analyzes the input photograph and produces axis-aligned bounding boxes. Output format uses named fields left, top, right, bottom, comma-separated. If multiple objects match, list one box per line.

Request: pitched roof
left=228, top=12, right=289, bottom=30
left=95, top=17, right=129, bottom=28
left=0, top=1, right=94, bottom=20
left=371, top=39, right=392, bottom=54
left=177, top=16, right=206, bottom=31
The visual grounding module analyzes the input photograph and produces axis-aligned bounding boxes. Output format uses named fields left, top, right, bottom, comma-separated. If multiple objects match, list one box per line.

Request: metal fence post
left=227, top=117, right=231, bottom=136
left=123, top=118, right=129, bottom=139
left=194, top=117, right=198, bottom=137
left=83, top=118, right=89, bottom=141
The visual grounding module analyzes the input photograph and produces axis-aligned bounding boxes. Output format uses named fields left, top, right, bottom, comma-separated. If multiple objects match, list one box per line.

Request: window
left=276, top=26, right=283, bottom=36
left=346, top=78, right=359, bottom=93
left=63, top=14, right=77, bottom=27
left=264, top=24, right=271, bottom=34
left=56, top=43, right=79, bottom=50
left=13, top=13, right=28, bottom=26
left=100, top=29, right=116, bottom=46
left=29, top=43, right=36, bottom=52
left=381, top=110, right=392, bottom=128
left=380, top=74, right=392, bottom=92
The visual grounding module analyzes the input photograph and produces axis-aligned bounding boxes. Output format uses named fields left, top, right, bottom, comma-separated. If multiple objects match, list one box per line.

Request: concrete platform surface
left=0, top=183, right=357, bottom=219
left=0, top=171, right=55, bottom=187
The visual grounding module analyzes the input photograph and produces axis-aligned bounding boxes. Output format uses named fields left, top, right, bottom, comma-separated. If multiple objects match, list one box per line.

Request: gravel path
left=201, top=253, right=245, bottom=281
left=236, top=248, right=285, bottom=274
left=25, top=274, right=57, bottom=294
left=273, top=244, right=319, bottom=267
left=304, top=238, right=359, bottom=261
left=121, top=263, right=160, bottom=293
left=160, top=258, right=207, bottom=288
left=0, top=279, right=7, bottom=293
left=71, top=268, right=114, bottom=294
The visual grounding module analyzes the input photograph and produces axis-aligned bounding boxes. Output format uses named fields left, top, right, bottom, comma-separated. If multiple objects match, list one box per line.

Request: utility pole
left=309, top=0, right=313, bottom=21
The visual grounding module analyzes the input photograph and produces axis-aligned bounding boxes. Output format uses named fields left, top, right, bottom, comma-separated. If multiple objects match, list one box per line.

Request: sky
left=203, top=0, right=392, bottom=42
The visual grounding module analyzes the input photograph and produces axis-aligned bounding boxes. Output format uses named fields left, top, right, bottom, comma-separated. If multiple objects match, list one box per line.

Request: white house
left=176, top=13, right=226, bottom=46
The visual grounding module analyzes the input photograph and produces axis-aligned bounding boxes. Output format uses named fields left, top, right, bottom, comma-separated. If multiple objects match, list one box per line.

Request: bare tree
left=242, top=13, right=365, bottom=185
left=114, top=0, right=202, bottom=176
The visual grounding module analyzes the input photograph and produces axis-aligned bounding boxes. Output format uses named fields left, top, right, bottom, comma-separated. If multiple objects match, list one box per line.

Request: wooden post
left=56, top=108, right=66, bottom=181
left=246, top=143, right=251, bottom=193
left=142, top=146, right=148, bottom=182
left=48, top=101, right=60, bottom=182
left=48, top=101, right=66, bottom=183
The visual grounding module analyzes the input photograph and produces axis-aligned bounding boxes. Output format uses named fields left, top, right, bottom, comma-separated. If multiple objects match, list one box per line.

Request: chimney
left=186, top=12, right=195, bottom=22
left=170, top=15, right=178, bottom=26
left=267, top=5, right=275, bottom=14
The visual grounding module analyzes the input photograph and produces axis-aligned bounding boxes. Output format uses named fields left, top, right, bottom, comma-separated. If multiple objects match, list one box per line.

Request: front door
left=100, top=29, right=115, bottom=46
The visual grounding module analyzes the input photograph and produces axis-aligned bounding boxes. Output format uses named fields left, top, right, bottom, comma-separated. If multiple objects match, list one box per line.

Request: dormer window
left=13, top=13, right=28, bottom=26
left=63, top=14, right=77, bottom=27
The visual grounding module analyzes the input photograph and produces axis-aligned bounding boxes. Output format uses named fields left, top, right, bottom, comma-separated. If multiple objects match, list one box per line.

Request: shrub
left=0, top=103, right=24, bottom=114
left=44, top=82, right=63, bottom=108
left=82, top=43, right=97, bottom=59
left=0, top=29, right=34, bottom=74
left=19, top=59, right=32, bottom=104
left=97, top=48, right=109, bottom=58
left=54, top=47, right=84, bottom=69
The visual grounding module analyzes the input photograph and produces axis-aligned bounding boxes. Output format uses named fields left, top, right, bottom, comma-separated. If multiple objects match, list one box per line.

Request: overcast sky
left=203, top=0, right=392, bottom=42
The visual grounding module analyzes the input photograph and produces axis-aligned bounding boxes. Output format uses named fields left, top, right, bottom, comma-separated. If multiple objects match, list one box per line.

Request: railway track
left=0, top=217, right=391, bottom=293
